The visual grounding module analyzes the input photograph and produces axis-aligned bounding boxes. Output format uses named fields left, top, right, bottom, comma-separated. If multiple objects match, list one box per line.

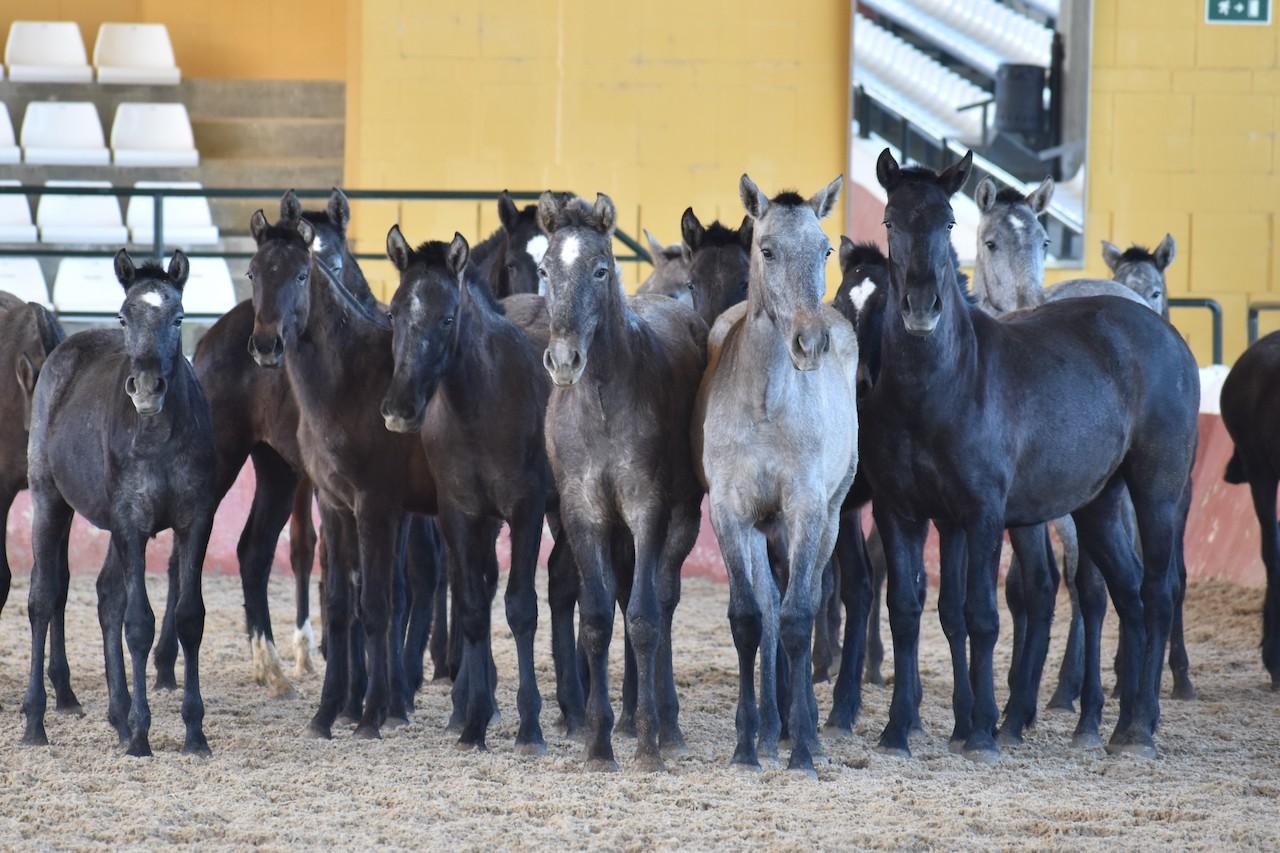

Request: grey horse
left=694, top=174, right=857, bottom=775
left=636, top=229, right=692, bottom=305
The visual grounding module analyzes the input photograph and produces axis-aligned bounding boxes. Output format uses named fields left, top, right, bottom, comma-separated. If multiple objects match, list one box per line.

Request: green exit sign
left=1207, top=0, right=1271, bottom=23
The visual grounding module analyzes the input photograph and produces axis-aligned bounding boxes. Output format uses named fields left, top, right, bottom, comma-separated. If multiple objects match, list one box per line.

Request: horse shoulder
left=1044, top=278, right=1145, bottom=307
left=820, top=304, right=859, bottom=396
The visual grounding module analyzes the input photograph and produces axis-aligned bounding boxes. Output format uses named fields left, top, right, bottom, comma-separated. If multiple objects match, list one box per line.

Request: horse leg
left=401, top=515, right=439, bottom=700
left=655, top=499, right=697, bottom=756
left=121, top=532, right=155, bottom=757
left=999, top=524, right=1058, bottom=746
left=614, top=551, right=637, bottom=740
left=564, top=514, right=619, bottom=770
left=622, top=506, right=670, bottom=771
left=429, top=547, right=450, bottom=682
left=1168, top=482, right=1196, bottom=700
left=1248, top=474, right=1280, bottom=689
left=240, top=446, right=299, bottom=699
left=1004, top=542, right=1025, bottom=700
left=0, top=485, right=12, bottom=625
left=959, top=515, right=1004, bottom=763
left=47, top=513, right=81, bottom=715
left=865, top=520, right=886, bottom=686
left=306, top=505, right=353, bottom=739
left=98, top=538, right=131, bottom=743
left=874, top=509, right=927, bottom=757
left=1047, top=515, right=1085, bottom=712
left=812, top=559, right=836, bottom=683
left=934, top=523, right=972, bottom=751
left=507, top=503, right=546, bottom=755
left=757, top=533, right=784, bottom=761
left=386, top=516, right=411, bottom=726
left=547, top=532, right=585, bottom=736
left=825, top=508, right=872, bottom=734
left=709, top=499, right=764, bottom=769
left=22, top=489, right=73, bottom=746
left=352, top=506, right=399, bottom=740
left=343, top=561, right=368, bottom=725
left=1071, top=550, right=1108, bottom=748
left=175, top=513, right=215, bottom=755
left=153, top=549, right=181, bottom=690
left=289, top=477, right=318, bottom=677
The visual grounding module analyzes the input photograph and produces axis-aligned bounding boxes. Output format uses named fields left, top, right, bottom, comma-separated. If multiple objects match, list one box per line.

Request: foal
left=24, top=250, right=218, bottom=756
left=695, top=175, right=858, bottom=774
left=540, top=191, right=707, bottom=770
left=382, top=227, right=552, bottom=751
left=862, top=148, right=1198, bottom=761
left=637, top=230, right=690, bottom=304
left=680, top=209, right=752, bottom=328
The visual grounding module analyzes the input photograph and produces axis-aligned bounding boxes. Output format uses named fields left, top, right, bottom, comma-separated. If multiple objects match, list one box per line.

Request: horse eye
left=686, top=281, right=695, bottom=291
left=825, top=247, right=834, bottom=258
left=245, top=270, right=255, bottom=282
left=117, top=313, right=125, bottom=327
left=761, top=248, right=774, bottom=260
left=386, top=311, right=394, bottom=323
left=172, top=316, right=183, bottom=327
left=984, top=241, right=996, bottom=251
left=537, top=267, right=548, bottom=278
left=1043, top=240, right=1051, bottom=249
left=946, top=222, right=955, bottom=231
left=882, top=221, right=892, bottom=231
left=593, top=267, right=609, bottom=280
left=442, top=316, right=454, bottom=327
left=296, top=272, right=308, bottom=284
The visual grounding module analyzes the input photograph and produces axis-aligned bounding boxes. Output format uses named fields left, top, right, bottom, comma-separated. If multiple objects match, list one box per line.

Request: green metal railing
left=0, top=185, right=654, bottom=265
left=1167, top=298, right=1223, bottom=366
left=1247, top=302, right=1280, bottom=346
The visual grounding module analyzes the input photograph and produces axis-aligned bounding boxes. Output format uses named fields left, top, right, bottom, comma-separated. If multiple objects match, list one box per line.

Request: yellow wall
left=1, top=0, right=345, bottom=79
left=344, top=0, right=851, bottom=298
left=1049, top=0, right=1280, bottom=363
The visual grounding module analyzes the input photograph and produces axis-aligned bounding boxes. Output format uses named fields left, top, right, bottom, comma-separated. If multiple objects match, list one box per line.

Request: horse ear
left=738, top=215, right=753, bottom=251
left=386, top=224, right=412, bottom=271
left=167, top=249, right=190, bottom=290
left=681, top=207, right=705, bottom=255
left=498, top=190, right=519, bottom=233
left=1154, top=233, right=1176, bottom=271
left=537, top=191, right=562, bottom=235
left=974, top=177, right=998, bottom=213
left=644, top=229, right=668, bottom=270
left=280, top=189, right=302, bottom=222
left=327, top=188, right=350, bottom=232
left=1100, top=240, right=1123, bottom=273
left=250, top=209, right=269, bottom=244
left=114, top=248, right=136, bottom=290
left=1026, top=176, right=1054, bottom=215
left=939, top=150, right=973, bottom=196
left=809, top=175, right=843, bottom=220
left=296, top=217, right=316, bottom=247
left=15, top=353, right=35, bottom=395
left=839, top=235, right=856, bottom=273
left=739, top=174, right=768, bottom=220
left=592, top=193, right=616, bottom=233
left=447, top=231, right=470, bottom=278
left=875, top=148, right=901, bottom=192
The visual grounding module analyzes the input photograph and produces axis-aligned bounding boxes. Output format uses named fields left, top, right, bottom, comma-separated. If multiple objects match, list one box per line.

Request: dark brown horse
left=539, top=191, right=707, bottom=770
left=24, top=250, right=218, bottom=756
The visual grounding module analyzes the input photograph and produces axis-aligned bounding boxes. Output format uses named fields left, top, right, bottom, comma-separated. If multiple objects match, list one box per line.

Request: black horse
left=1220, top=330, right=1280, bottom=689
left=860, top=148, right=1199, bottom=761
left=24, top=250, right=218, bottom=756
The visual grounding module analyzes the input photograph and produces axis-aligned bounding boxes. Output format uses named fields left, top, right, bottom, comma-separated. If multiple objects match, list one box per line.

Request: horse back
left=1221, top=331, right=1280, bottom=479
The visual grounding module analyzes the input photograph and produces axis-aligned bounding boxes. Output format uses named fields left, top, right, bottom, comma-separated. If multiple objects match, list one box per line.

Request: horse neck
left=582, top=273, right=638, bottom=387
left=879, top=275, right=977, bottom=402
left=340, top=251, right=379, bottom=311
left=131, top=360, right=201, bottom=445
left=739, top=297, right=800, bottom=409
left=440, top=292, right=504, bottom=417
left=292, top=260, right=388, bottom=404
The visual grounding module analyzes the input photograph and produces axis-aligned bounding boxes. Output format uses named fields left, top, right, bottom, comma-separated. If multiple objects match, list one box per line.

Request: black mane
left=994, top=187, right=1027, bottom=205
left=542, top=195, right=605, bottom=232
left=844, top=240, right=887, bottom=269
left=701, top=221, right=748, bottom=247
left=771, top=190, right=807, bottom=207
left=407, top=240, right=504, bottom=315
left=1118, top=244, right=1156, bottom=265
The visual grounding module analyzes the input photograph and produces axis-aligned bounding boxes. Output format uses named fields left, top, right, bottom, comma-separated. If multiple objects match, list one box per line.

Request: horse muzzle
left=248, top=331, right=285, bottom=368
left=544, top=339, right=586, bottom=387
left=125, top=373, right=167, bottom=416
left=788, top=319, right=831, bottom=372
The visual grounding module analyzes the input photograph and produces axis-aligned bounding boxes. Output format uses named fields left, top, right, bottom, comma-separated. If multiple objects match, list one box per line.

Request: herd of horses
left=1, top=147, right=1277, bottom=773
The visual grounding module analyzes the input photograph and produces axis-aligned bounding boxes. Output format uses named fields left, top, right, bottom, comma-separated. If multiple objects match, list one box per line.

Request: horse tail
left=1223, top=447, right=1247, bottom=485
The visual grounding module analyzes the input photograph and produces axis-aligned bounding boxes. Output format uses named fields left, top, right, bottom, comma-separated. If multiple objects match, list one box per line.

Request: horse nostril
left=570, top=349, right=582, bottom=370
left=930, top=293, right=941, bottom=312
left=125, top=375, right=137, bottom=395
left=794, top=333, right=805, bottom=355
left=823, top=331, right=831, bottom=354
left=154, top=377, right=166, bottom=396
left=543, top=349, right=555, bottom=373
left=271, top=335, right=283, bottom=356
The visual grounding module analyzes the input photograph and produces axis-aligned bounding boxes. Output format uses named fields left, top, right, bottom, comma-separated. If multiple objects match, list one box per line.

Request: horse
left=23, top=250, right=218, bottom=756
left=636, top=229, right=691, bottom=304
left=861, top=147, right=1198, bottom=761
left=539, top=191, right=707, bottom=770
left=694, top=174, right=857, bottom=775
left=382, top=226, right=559, bottom=752
left=152, top=188, right=366, bottom=699
left=0, top=295, right=64, bottom=628
left=970, top=177, right=1196, bottom=710
left=1220, top=331, right=1280, bottom=689
left=471, top=191, right=546, bottom=299
left=247, top=204, right=438, bottom=740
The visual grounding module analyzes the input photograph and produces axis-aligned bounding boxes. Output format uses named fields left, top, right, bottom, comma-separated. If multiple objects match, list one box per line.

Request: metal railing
left=1247, top=302, right=1280, bottom=346
left=1168, top=297, right=1223, bottom=365
left=0, top=185, right=654, bottom=265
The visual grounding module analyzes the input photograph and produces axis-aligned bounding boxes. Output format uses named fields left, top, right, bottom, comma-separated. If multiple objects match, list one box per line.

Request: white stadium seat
left=0, top=105, right=19, bottom=164
left=53, top=257, right=124, bottom=316
left=182, top=258, right=237, bottom=316
left=37, top=181, right=128, bottom=245
left=110, top=103, right=199, bottom=167
left=0, top=180, right=36, bottom=244
left=20, top=102, right=110, bottom=166
left=5, top=21, right=93, bottom=83
left=94, top=23, right=181, bottom=86
left=0, top=257, right=50, bottom=306
left=127, top=182, right=220, bottom=246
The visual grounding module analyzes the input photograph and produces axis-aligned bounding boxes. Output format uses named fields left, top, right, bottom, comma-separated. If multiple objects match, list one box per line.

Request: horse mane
left=543, top=195, right=607, bottom=231
left=993, top=187, right=1027, bottom=206
left=843, top=240, right=887, bottom=269
left=700, top=221, right=748, bottom=248
left=260, top=223, right=310, bottom=248
left=1117, top=244, right=1156, bottom=265
left=407, top=240, right=505, bottom=316
left=33, top=304, right=66, bottom=353
left=770, top=190, right=807, bottom=207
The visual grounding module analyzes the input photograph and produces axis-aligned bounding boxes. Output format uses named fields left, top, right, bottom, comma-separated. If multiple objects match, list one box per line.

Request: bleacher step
left=193, top=117, right=344, bottom=160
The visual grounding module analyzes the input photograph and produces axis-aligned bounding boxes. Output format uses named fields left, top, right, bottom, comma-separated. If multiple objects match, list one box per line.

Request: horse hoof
left=516, top=740, right=547, bottom=757
left=660, top=739, right=690, bottom=758
left=1071, top=732, right=1104, bottom=750
left=615, top=716, right=636, bottom=738
left=787, top=764, right=819, bottom=781
left=154, top=674, right=178, bottom=692
left=182, top=736, right=212, bottom=757
left=489, top=708, right=502, bottom=725
left=454, top=739, right=486, bottom=752
left=305, top=720, right=332, bottom=740
left=822, top=723, right=853, bottom=740
left=55, top=701, right=85, bottom=718
left=947, top=738, right=965, bottom=755
left=963, top=746, right=1000, bottom=765
left=730, top=757, right=762, bottom=773
left=1106, top=739, right=1157, bottom=760
left=1171, top=682, right=1198, bottom=701
left=353, top=723, right=381, bottom=741
left=444, top=719, right=463, bottom=735
left=757, top=741, right=779, bottom=761
left=996, top=729, right=1024, bottom=748
left=874, top=743, right=911, bottom=759
left=585, top=757, right=619, bottom=773
left=908, top=724, right=927, bottom=741
left=384, top=715, right=411, bottom=731
left=811, top=669, right=831, bottom=685
left=21, top=725, right=48, bottom=747
left=634, top=751, right=667, bottom=772
left=1046, top=699, right=1076, bottom=714
left=126, top=736, right=152, bottom=758
left=337, top=712, right=360, bottom=727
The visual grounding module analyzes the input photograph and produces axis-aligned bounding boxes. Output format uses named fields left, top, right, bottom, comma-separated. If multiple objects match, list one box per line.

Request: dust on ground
left=0, top=569, right=1276, bottom=851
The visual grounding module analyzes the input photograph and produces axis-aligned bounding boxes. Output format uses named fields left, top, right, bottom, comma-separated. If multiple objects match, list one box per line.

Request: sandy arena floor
left=0, top=568, right=1277, bottom=850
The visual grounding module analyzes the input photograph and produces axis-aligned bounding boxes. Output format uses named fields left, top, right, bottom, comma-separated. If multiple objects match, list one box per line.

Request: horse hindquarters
left=1246, top=474, right=1280, bottom=687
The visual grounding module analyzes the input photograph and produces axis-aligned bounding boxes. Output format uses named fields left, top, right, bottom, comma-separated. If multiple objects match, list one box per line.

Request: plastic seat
left=110, top=103, right=199, bottom=167
left=0, top=105, right=18, bottom=164
left=0, top=180, right=36, bottom=244
left=20, top=102, right=110, bottom=166
left=53, top=257, right=124, bottom=316
left=94, top=23, right=181, bottom=85
left=37, top=181, right=128, bottom=245
left=5, top=21, right=93, bottom=83
left=182, top=258, right=237, bottom=316
left=0, top=258, right=49, bottom=306
left=127, top=182, right=219, bottom=246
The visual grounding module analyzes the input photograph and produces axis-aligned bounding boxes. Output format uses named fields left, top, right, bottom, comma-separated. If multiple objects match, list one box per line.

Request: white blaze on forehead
left=312, top=233, right=326, bottom=254
left=1007, top=214, right=1026, bottom=233
left=139, top=290, right=165, bottom=308
left=559, top=234, right=580, bottom=266
left=525, top=234, right=549, bottom=264
left=849, top=278, right=878, bottom=311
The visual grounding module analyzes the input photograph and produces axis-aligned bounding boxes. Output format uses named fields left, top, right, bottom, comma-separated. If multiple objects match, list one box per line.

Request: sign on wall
left=1206, top=0, right=1272, bottom=23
